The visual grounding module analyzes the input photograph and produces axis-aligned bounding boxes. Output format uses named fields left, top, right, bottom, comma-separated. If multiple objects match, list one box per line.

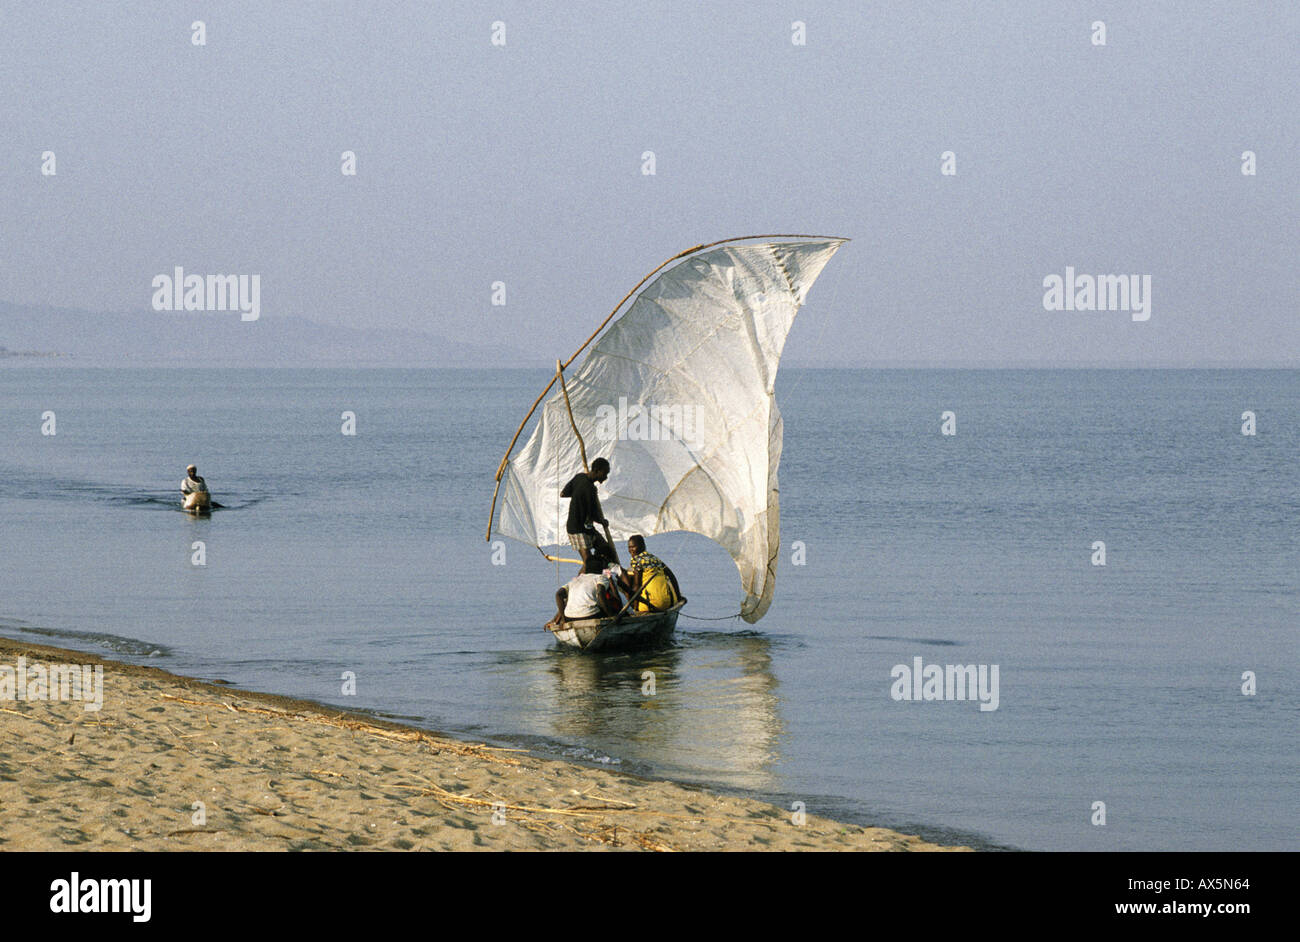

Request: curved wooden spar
left=485, top=233, right=850, bottom=542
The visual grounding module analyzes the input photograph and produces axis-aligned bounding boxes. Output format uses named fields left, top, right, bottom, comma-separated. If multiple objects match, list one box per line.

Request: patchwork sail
left=489, top=236, right=847, bottom=623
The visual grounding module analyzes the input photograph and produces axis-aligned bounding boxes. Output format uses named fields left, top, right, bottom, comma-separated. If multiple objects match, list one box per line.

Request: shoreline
left=0, top=637, right=972, bottom=851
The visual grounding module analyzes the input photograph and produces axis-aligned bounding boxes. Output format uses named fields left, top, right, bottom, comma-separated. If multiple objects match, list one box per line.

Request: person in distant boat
left=561, top=457, right=612, bottom=567
left=181, top=463, right=210, bottom=512
left=619, top=535, right=683, bottom=613
left=546, top=556, right=621, bottom=629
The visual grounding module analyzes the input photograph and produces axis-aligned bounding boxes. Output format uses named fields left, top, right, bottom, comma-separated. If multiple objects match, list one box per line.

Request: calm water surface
left=0, top=367, right=1295, bottom=850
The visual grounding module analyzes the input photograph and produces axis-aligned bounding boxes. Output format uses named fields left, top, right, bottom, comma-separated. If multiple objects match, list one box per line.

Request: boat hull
left=183, top=491, right=211, bottom=513
left=548, top=601, right=683, bottom=652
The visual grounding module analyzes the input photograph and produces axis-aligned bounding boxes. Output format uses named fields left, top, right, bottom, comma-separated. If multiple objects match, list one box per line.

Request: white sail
left=495, top=237, right=846, bottom=622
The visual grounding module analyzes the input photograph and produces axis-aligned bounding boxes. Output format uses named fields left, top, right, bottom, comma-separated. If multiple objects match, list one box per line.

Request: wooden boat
left=548, top=600, right=685, bottom=652
left=183, top=491, right=211, bottom=514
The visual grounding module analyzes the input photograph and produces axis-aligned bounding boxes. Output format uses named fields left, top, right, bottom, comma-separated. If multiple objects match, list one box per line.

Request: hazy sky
left=3, top=2, right=1296, bottom=365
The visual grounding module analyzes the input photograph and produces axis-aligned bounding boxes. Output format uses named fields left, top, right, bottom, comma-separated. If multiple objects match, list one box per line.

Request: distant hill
left=0, top=301, right=538, bottom=367
left=5, top=301, right=1292, bottom=370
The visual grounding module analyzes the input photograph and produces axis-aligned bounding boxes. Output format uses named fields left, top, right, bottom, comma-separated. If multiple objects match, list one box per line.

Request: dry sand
left=0, top=638, right=970, bottom=851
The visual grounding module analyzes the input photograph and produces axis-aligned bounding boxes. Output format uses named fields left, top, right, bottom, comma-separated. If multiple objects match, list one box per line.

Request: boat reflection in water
left=537, top=629, right=783, bottom=793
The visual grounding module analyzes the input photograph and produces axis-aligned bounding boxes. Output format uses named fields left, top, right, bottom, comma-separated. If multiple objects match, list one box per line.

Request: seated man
left=620, top=535, right=683, bottom=613
left=547, top=557, right=621, bottom=629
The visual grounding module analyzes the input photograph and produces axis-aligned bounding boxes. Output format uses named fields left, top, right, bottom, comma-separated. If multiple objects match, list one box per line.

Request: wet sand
left=0, top=638, right=970, bottom=851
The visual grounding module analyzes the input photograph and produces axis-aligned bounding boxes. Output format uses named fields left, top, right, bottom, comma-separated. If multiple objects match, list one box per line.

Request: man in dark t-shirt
left=560, top=457, right=610, bottom=567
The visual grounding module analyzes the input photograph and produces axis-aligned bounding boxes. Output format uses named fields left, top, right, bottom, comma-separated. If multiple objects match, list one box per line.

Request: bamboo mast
left=556, top=360, right=589, bottom=473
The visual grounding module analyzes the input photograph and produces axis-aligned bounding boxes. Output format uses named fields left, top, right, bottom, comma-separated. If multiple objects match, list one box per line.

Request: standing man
left=561, top=457, right=611, bottom=567
left=182, top=463, right=210, bottom=512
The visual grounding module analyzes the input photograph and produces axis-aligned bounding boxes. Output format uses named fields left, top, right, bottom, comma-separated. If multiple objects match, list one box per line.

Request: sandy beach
left=0, top=637, right=969, bottom=852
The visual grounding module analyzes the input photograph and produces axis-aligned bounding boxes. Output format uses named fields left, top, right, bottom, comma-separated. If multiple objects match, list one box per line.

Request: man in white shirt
left=546, top=557, right=621, bottom=628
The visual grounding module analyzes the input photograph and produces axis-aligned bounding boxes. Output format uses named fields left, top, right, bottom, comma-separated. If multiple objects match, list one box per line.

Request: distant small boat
left=183, top=491, right=211, bottom=514
left=548, top=601, right=685, bottom=652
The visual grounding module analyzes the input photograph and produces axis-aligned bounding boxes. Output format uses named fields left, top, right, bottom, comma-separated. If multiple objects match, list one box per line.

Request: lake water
left=0, top=367, right=1295, bottom=850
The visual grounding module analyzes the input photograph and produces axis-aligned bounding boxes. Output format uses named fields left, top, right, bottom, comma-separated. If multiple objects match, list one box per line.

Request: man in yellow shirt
left=620, top=535, right=682, bottom=613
